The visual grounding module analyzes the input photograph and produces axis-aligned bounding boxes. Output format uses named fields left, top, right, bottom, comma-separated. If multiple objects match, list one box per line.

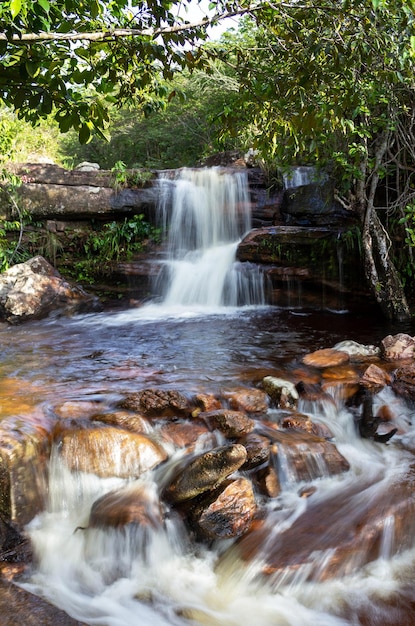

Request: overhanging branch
left=0, top=5, right=266, bottom=44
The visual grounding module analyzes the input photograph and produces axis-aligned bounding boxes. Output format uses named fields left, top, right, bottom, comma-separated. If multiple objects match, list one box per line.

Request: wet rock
left=88, top=483, right=162, bottom=530
left=0, top=415, right=50, bottom=527
left=93, top=410, right=151, bottom=434
left=238, top=433, right=271, bottom=469
left=224, top=387, right=269, bottom=413
left=195, top=393, right=222, bottom=413
left=333, top=340, right=380, bottom=361
left=52, top=400, right=105, bottom=420
left=56, top=424, right=167, bottom=478
left=263, top=428, right=350, bottom=481
left=302, top=348, right=349, bottom=369
left=202, top=409, right=255, bottom=438
left=164, top=444, right=247, bottom=503
left=0, top=256, right=102, bottom=323
left=262, top=376, right=299, bottom=409
left=159, top=421, right=213, bottom=450
left=280, top=412, right=333, bottom=439
left=119, top=388, right=191, bottom=418
left=233, top=468, right=415, bottom=582
left=253, top=464, right=281, bottom=498
left=321, top=364, right=360, bottom=382
left=381, top=333, right=415, bottom=361
left=361, top=363, right=392, bottom=389
left=392, top=363, right=415, bottom=401
left=190, top=477, right=256, bottom=540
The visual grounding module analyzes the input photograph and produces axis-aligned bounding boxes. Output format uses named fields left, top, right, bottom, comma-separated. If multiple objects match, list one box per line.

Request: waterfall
left=283, top=165, right=325, bottom=189
left=155, top=168, right=265, bottom=308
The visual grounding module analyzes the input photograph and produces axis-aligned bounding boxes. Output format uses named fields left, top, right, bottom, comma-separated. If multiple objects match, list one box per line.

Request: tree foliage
left=0, top=0, right=263, bottom=143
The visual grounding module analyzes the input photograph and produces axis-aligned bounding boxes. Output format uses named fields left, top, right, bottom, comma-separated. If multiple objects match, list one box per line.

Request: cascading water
left=154, top=168, right=266, bottom=308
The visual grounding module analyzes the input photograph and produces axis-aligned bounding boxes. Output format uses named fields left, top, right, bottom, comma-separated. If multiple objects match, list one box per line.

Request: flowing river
left=1, top=168, right=415, bottom=625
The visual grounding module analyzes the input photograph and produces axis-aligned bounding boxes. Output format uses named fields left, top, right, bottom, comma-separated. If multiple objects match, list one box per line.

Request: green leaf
left=10, top=0, right=22, bottom=18
left=79, top=122, right=91, bottom=144
left=37, top=0, right=50, bottom=13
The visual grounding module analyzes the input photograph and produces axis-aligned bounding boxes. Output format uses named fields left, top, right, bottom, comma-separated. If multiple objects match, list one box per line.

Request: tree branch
left=0, top=5, right=266, bottom=44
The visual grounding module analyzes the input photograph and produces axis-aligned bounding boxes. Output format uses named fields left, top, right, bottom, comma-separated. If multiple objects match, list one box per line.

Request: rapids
left=1, top=167, right=415, bottom=625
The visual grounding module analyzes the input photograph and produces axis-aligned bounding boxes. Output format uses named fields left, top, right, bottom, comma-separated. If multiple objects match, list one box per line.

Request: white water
left=155, top=168, right=266, bottom=308
left=21, top=383, right=415, bottom=626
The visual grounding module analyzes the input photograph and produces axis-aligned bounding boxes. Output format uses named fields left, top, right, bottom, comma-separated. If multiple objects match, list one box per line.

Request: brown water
left=1, top=305, right=415, bottom=625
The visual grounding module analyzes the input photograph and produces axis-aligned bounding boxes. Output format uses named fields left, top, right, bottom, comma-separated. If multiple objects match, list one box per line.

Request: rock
left=302, top=348, right=349, bottom=369
left=195, top=393, right=222, bottom=413
left=55, top=424, right=167, bottom=479
left=191, top=477, right=256, bottom=540
left=224, top=387, right=269, bottom=413
left=233, top=468, right=415, bottom=582
left=202, top=409, right=255, bottom=438
left=381, top=333, right=415, bottom=361
left=119, top=388, right=191, bottom=418
left=262, top=376, right=299, bottom=409
left=88, top=483, right=162, bottom=530
left=262, top=428, right=350, bottom=482
left=164, top=444, right=247, bottom=504
left=333, top=340, right=380, bottom=361
left=159, top=421, right=213, bottom=450
left=280, top=412, right=333, bottom=439
left=0, top=256, right=102, bottom=323
left=392, top=363, right=415, bottom=401
left=253, top=464, right=281, bottom=498
left=280, top=181, right=353, bottom=226
left=361, top=363, right=392, bottom=389
left=52, top=400, right=105, bottom=420
left=0, top=414, right=50, bottom=527
left=238, top=433, right=271, bottom=469
left=93, top=410, right=151, bottom=434
left=75, top=161, right=100, bottom=171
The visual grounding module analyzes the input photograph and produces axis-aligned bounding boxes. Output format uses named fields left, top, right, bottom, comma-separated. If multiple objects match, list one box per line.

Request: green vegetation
left=1, top=1, right=415, bottom=317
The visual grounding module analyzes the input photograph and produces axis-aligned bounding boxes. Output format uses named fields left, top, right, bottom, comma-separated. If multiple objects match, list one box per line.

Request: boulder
left=159, top=421, right=214, bottom=450
left=190, top=477, right=256, bottom=540
left=302, top=348, right=349, bottom=369
left=381, top=333, right=415, bottom=361
left=119, top=388, right=191, bottom=418
left=0, top=256, right=101, bottom=323
left=202, top=409, right=255, bottom=438
left=392, top=363, right=415, bottom=401
left=55, top=424, right=167, bottom=479
left=93, top=410, right=152, bottom=434
left=238, top=433, right=271, bottom=469
left=360, top=363, right=392, bottom=389
left=164, top=444, right=247, bottom=504
left=88, top=483, right=162, bottom=530
left=333, top=340, right=380, bottom=361
left=224, top=387, right=269, bottom=413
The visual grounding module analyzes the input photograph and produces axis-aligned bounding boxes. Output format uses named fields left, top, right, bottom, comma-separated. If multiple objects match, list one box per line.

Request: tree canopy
left=0, top=0, right=263, bottom=142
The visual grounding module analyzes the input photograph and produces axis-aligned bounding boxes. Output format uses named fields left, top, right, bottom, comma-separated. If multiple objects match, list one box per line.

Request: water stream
left=2, top=168, right=415, bottom=625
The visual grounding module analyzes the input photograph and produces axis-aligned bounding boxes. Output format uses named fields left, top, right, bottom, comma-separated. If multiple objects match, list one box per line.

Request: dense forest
left=1, top=0, right=415, bottom=319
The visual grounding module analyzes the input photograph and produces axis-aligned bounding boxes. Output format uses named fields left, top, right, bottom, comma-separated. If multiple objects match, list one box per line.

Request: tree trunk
left=360, top=132, right=410, bottom=321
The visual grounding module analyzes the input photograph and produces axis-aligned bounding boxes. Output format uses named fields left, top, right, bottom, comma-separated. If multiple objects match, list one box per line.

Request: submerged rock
left=302, top=348, right=349, bottom=369
left=88, top=483, right=162, bottom=530
left=202, top=409, right=255, bottom=438
left=0, top=256, right=102, bottom=323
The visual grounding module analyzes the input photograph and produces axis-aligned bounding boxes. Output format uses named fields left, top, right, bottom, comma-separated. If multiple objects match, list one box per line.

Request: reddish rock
left=159, top=421, right=213, bottom=449
left=381, top=333, right=415, bottom=361
left=238, top=433, right=271, bottom=469
left=202, top=409, right=255, bottom=438
left=280, top=412, right=333, bottom=439
left=302, top=348, right=349, bottom=369
left=233, top=468, right=415, bottom=582
left=321, top=364, right=360, bottom=382
left=253, top=464, right=281, bottom=498
left=192, top=477, right=256, bottom=540
left=392, top=363, right=415, bottom=400
left=88, top=483, right=162, bottom=529
left=195, top=393, right=222, bottom=413
left=119, top=388, right=190, bottom=417
left=93, top=410, right=151, bottom=433
left=52, top=400, right=105, bottom=420
left=56, top=424, right=167, bottom=478
left=224, top=387, right=269, bottom=413
left=361, top=363, right=392, bottom=389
